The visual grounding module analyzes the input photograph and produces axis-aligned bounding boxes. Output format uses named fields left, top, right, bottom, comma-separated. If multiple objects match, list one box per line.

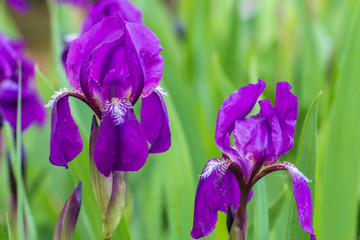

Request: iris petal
left=140, top=90, right=171, bottom=153
left=125, top=22, right=164, bottom=100
left=48, top=93, right=83, bottom=168
left=82, top=0, right=143, bottom=33
left=94, top=98, right=148, bottom=177
left=66, top=16, right=125, bottom=93
left=256, top=161, right=316, bottom=239
left=5, top=0, right=29, bottom=13
left=191, top=158, right=241, bottom=239
left=0, top=80, right=46, bottom=131
left=274, top=81, right=298, bottom=155
left=215, top=79, right=265, bottom=159
left=233, top=99, right=282, bottom=166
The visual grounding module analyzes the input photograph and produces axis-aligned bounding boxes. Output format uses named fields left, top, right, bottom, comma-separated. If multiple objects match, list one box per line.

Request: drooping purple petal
left=46, top=90, right=83, bottom=168
left=274, top=81, right=298, bottom=155
left=125, top=22, right=164, bottom=100
left=0, top=80, right=46, bottom=131
left=140, top=90, right=171, bottom=153
left=82, top=0, right=143, bottom=33
left=5, top=0, right=29, bottom=13
left=255, top=161, right=316, bottom=240
left=215, top=79, right=265, bottom=159
left=191, top=158, right=241, bottom=239
left=53, top=182, right=82, bottom=240
left=286, top=164, right=315, bottom=240
left=94, top=98, right=148, bottom=177
left=233, top=99, right=282, bottom=166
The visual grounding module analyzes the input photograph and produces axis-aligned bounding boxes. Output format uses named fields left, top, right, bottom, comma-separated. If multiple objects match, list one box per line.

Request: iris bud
left=53, top=181, right=82, bottom=240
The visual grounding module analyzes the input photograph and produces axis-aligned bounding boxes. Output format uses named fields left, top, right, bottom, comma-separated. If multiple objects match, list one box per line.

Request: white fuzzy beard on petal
left=289, top=165, right=311, bottom=183
left=156, top=86, right=169, bottom=97
left=200, top=158, right=230, bottom=179
left=104, top=98, right=132, bottom=125
left=44, top=88, right=75, bottom=109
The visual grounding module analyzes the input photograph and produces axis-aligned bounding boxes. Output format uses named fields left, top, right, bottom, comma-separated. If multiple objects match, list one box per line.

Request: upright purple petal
left=0, top=80, right=46, bottom=131
left=46, top=91, right=83, bottom=168
left=191, top=158, right=240, bottom=239
left=5, top=0, right=29, bottom=13
left=82, top=0, right=143, bottom=33
left=140, top=90, right=171, bottom=153
left=215, top=79, right=265, bottom=158
left=66, top=16, right=125, bottom=93
left=233, top=99, right=282, bottom=166
left=90, top=43, right=129, bottom=93
left=94, top=98, right=148, bottom=177
left=274, top=81, right=298, bottom=155
left=125, top=22, right=164, bottom=100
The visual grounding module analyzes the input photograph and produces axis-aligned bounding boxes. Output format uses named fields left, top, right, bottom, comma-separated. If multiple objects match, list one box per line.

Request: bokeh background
left=0, top=0, right=360, bottom=239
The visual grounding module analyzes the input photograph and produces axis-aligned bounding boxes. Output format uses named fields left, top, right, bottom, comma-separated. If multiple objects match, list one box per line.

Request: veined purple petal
left=125, top=22, right=164, bottom=101
left=90, top=37, right=127, bottom=92
left=215, top=79, right=265, bottom=159
left=66, top=16, right=125, bottom=93
left=0, top=80, right=46, bottom=131
left=46, top=89, right=83, bottom=168
left=140, top=89, right=171, bottom=153
left=5, top=0, right=29, bottom=13
left=82, top=0, right=143, bottom=33
left=101, top=69, right=131, bottom=102
left=233, top=99, right=282, bottom=166
left=94, top=98, right=148, bottom=177
left=255, top=161, right=316, bottom=239
left=274, top=81, right=298, bottom=155
left=191, top=158, right=241, bottom=239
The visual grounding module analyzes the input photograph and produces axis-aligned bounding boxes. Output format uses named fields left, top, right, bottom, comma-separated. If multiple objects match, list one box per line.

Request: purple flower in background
left=0, top=33, right=46, bottom=131
left=62, top=0, right=143, bottom=72
left=5, top=0, right=30, bottom=13
left=46, top=15, right=171, bottom=177
left=191, top=80, right=316, bottom=240
left=82, top=0, right=143, bottom=33
left=56, top=0, right=91, bottom=7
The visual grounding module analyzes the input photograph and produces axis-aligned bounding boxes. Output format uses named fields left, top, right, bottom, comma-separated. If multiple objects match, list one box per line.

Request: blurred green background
left=1, top=0, right=360, bottom=239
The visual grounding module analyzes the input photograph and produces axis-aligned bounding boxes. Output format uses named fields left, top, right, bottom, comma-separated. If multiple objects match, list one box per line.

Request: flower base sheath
left=191, top=80, right=316, bottom=240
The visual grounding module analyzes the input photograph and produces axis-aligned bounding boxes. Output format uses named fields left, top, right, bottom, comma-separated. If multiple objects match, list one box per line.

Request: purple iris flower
left=0, top=33, right=46, bottom=131
left=46, top=15, right=171, bottom=177
left=56, top=0, right=91, bottom=7
left=5, top=0, right=30, bottom=13
left=82, top=0, right=143, bottom=33
left=191, top=80, right=316, bottom=240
